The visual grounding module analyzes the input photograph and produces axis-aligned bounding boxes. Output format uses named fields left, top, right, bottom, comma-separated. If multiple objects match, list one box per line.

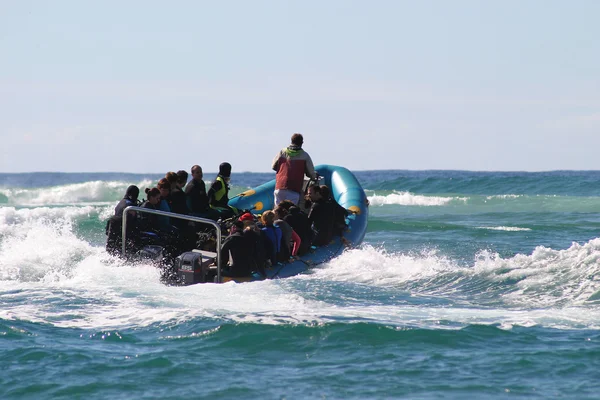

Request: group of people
left=105, top=161, right=235, bottom=257
left=105, top=133, right=349, bottom=279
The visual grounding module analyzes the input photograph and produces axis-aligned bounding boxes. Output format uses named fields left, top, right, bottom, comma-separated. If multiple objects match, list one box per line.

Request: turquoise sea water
left=2, top=170, right=600, bottom=399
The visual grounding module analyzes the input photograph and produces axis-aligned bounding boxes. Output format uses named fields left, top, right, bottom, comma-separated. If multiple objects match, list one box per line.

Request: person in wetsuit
left=320, top=184, right=349, bottom=237
left=220, top=220, right=255, bottom=278
left=105, top=185, right=140, bottom=256
left=166, top=171, right=188, bottom=220
left=185, top=165, right=209, bottom=216
left=208, top=162, right=237, bottom=219
left=306, top=184, right=335, bottom=246
left=283, top=205, right=312, bottom=255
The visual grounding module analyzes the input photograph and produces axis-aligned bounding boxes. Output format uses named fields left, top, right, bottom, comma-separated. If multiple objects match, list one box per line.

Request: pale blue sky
left=1, top=0, right=598, bottom=173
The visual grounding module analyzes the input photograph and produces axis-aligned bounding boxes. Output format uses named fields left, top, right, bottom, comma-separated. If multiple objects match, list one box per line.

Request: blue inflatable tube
left=227, top=165, right=369, bottom=280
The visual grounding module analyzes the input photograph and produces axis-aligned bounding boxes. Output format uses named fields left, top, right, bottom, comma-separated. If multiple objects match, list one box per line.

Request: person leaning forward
left=272, top=133, right=317, bottom=206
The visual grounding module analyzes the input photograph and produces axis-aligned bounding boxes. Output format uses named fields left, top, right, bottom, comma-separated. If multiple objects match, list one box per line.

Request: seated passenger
left=105, top=185, right=140, bottom=256
left=274, top=206, right=301, bottom=262
left=283, top=205, right=312, bottom=255
left=208, top=162, right=237, bottom=219
left=157, top=178, right=173, bottom=230
left=220, top=220, right=255, bottom=277
left=320, top=184, right=349, bottom=236
left=260, top=210, right=282, bottom=267
left=239, top=213, right=267, bottom=277
left=138, top=186, right=183, bottom=259
left=166, top=171, right=188, bottom=218
left=177, top=170, right=188, bottom=188
left=306, top=184, right=335, bottom=246
left=185, top=165, right=210, bottom=216
left=138, top=187, right=162, bottom=233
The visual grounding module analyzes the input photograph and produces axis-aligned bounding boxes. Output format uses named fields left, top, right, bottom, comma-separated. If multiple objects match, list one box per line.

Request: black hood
left=124, top=185, right=140, bottom=202
left=219, top=162, right=232, bottom=178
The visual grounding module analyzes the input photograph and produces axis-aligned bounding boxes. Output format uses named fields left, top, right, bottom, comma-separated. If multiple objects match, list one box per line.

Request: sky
left=0, top=0, right=599, bottom=173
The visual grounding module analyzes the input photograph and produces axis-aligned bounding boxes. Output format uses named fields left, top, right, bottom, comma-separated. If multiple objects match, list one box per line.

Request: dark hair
left=291, top=133, right=303, bottom=146
left=230, top=220, right=244, bottom=233
left=165, top=171, right=178, bottom=185
left=274, top=206, right=288, bottom=218
left=125, top=185, right=140, bottom=200
left=191, top=165, right=202, bottom=174
left=157, top=178, right=170, bottom=190
left=278, top=200, right=295, bottom=210
left=308, top=183, right=321, bottom=193
left=319, top=185, right=331, bottom=200
left=145, top=187, right=160, bottom=198
left=219, top=162, right=232, bottom=178
left=177, top=170, right=188, bottom=184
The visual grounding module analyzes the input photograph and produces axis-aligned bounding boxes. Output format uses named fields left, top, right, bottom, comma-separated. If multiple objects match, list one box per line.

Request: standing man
left=185, top=165, right=209, bottom=215
left=271, top=133, right=317, bottom=205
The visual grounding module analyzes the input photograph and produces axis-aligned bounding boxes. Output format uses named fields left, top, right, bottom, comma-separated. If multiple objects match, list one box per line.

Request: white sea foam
left=2, top=210, right=600, bottom=331
left=368, top=191, right=467, bottom=206
left=0, top=179, right=153, bottom=206
left=485, top=194, right=523, bottom=200
left=305, top=240, right=600, bottom=312
left=476, top=226, right=532, bottom=231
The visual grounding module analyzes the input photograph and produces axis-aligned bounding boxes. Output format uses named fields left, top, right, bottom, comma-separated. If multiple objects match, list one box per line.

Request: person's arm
left=220, top=237, right=231, bottom=266
left=304, top=153, right=317, bottom=179
left=208, top=180, right=223, bottom=202
left=271, top=150, right=282, bottom=172
left=290, top=229, right=301, bottom=256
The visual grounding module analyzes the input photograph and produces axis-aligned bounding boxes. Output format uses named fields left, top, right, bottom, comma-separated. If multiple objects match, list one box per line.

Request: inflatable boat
left=122, top=165, right=368, bottom=284
left=223, top=164, right=369, bottom=282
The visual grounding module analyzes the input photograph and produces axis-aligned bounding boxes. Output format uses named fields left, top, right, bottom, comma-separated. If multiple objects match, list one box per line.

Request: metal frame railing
left=122, top=206, right=223, bottom=282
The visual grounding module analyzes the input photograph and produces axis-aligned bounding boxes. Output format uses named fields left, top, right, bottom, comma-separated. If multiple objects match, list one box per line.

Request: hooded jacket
left=272, top=145, right=317, bottom=193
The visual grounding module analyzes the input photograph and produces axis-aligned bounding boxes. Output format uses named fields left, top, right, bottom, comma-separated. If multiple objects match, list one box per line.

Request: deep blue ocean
left=2, top=170, right=600, bottom=399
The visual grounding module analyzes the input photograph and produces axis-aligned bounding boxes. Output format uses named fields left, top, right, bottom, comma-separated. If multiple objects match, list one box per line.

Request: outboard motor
left=175, top=250, right=217, bottom=285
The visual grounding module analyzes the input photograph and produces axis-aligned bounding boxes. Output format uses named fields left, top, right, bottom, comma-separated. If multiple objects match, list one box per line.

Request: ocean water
left=2, top=170, right=600, bottom=399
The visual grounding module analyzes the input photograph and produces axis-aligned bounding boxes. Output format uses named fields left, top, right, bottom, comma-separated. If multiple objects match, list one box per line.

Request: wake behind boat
left=115, top=165, right=369, bottom=284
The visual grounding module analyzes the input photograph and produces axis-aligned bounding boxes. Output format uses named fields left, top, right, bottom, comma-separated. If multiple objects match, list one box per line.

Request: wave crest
left=368, top=191, right=466, bottom=206
left=0, top=180, right=153, bottom=206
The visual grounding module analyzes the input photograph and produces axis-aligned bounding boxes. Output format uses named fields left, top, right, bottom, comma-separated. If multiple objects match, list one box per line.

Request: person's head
left=145, top=187, right=161, bottom=205
left=319, top=185, right=331, bottom=201
left=229, top=220, right=244, bottom=234
left=274, top=206, right=288, bottom=220
left=306, top=184, right=322, bottom=202
left=278, top=199, right=295, bottom=211
left=291, top=133, right=303, bottom=147
left=177, top=170, right=188, bottom=188
left=242, top=220, right=257, bottom=230
left=157, top=178, right=170, bottom=198
left=165, top=171, right=178, bottom=189
left=261, top=210, right=275, bottom=226
left=191, top=165, right=203, bottom=181
left=124, top=185, right=140, bottom=203
left=219, top=162, right=232, bottom=180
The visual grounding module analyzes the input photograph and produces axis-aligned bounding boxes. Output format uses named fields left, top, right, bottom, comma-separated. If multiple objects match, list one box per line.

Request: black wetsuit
left=284, top=206, right=312, bottom=255
left=328, top=198, right=349, bottom=236
left=308, top=199, right=335, bottom=246
left=105, top=187, right=140, bottom=256
left=184, top=179, right=209, bottom=214
left=220, top=231, right=255, bottom=277
left=169, top=188, right=188, bottom=215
